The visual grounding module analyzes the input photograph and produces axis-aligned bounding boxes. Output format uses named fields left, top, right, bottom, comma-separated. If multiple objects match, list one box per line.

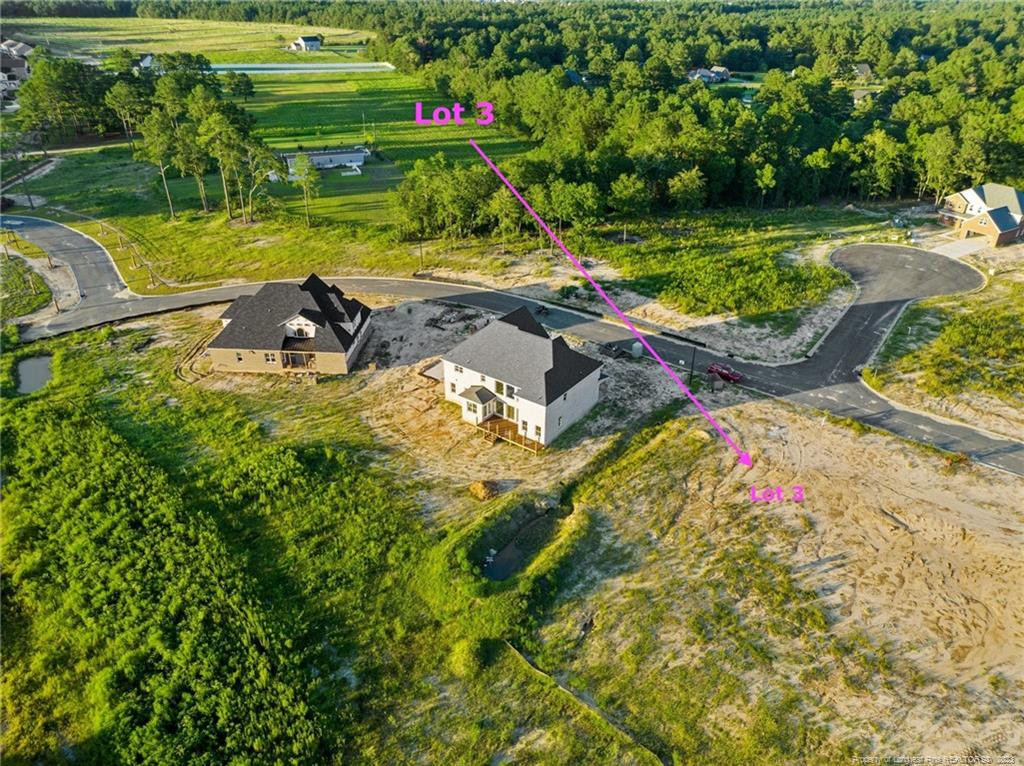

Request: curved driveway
left=6, top=214, right=1021, bottom=476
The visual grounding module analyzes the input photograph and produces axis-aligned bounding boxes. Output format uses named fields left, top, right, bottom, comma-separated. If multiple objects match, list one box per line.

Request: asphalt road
left=7, top=214, right=1021, bottom=476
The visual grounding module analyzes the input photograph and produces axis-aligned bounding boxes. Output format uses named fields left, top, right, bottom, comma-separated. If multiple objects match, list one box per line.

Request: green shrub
left=449, top=638, right=486, bottom=679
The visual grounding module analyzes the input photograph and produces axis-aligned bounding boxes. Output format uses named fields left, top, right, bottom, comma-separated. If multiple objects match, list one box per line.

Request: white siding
left=441, top=360, right=600, bottom=446
left=542, top=369, right=601, bottom=444
left=345, top=315, right=372, bottom=368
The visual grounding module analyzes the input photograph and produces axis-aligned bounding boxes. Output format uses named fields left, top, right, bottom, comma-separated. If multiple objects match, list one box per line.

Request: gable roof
left=442, top=306, right=601, bottom=405
left=985, top=206, right=1019, bottom=233
left=2, top=40, right=33, bottom=57
left=970, top=183, right=1024, bottom=218
left=209, top=274, right=371, bottom=354
left=949, top=183, right=1024, bottom=224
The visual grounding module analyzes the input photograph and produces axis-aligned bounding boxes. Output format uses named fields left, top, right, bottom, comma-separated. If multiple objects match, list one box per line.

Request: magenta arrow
left=469, top=138, right=752, bottom=467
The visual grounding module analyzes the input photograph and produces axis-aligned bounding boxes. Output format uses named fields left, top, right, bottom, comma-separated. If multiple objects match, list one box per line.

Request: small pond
left=16, top=355, right=53, bottom=394
left=483, top=511, right=561, bottom=581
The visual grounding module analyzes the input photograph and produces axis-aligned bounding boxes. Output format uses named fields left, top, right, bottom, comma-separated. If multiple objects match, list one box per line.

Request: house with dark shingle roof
left=940, top=183, right=1024, bottom=246
left=440, top=306, right=602, bottom=448
left=207, top=274, right=371, bottom=375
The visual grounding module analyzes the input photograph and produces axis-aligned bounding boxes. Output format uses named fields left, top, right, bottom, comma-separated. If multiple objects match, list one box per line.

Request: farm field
left=1, top=16, right=371, bottom=63
left=244, top=71, right=529, bottom=221
left=245, top=71, right=529, bottom=163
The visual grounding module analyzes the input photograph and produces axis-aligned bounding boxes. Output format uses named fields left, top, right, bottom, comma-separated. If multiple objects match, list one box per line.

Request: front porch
left=282, top=337, right=316, bottom=372
left=476, top=415, right=544, bottom=454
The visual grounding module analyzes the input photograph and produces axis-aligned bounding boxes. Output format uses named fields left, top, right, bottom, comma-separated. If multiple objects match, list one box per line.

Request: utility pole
left=20, top=172, right=35, bottom=209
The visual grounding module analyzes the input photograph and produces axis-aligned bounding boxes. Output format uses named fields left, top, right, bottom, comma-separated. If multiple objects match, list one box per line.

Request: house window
left=450, top=382, right=456, bottom=393
left=466, top=402, right=478, bottom=414
left=264, top=353, right=276, bottom=364
left=507, top=386, right=515, bottom=397
left=295, top=327, right=307, bottom=337
left=480, top=373, right=486, bottom=382
left=521, top=420, right=527, bottom=432
left=563, top=393, right=567, bottom=401
left=454, top=365, right=463, bottom=373
left=235, top=352, right=243, bottom=362
left=558, top=416, right=563, bottom=427
left=495, top=381, right=504, bottom=395
left=534, top=425, right=542, bottom=438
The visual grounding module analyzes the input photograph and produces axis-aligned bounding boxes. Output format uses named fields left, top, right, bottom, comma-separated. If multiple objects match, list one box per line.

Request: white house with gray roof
left=440, top=307, right=602, bottom=449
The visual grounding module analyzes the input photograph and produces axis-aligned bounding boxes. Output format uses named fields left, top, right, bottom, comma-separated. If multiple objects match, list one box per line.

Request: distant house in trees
left=852, top=88, right=873, bottom=105
left=564, top=69, right=587, bottom=86
left=289, top=35, right=322, bottom=52
left=853, top=62, right=873, bottom=81
left=438, top=306, right=602, bottom=451
left=687, top=67, right=729, bottom=84
left=940, top=183, right=1024, bottom=246
left=207, top=274, right=372, bottom=375
left=269, top=146, right=369, bottom=180
left=0, top=53, right=29, bottom=93
left=1, top=39, right=34, bottom=58
left=133, top=53, right=155, bottom=72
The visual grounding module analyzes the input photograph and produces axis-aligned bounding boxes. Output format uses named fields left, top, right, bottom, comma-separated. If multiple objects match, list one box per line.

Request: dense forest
left=8, top=0, right=1024, bottom=223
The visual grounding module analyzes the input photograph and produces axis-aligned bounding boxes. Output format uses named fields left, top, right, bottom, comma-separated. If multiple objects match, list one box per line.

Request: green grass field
left=868, top=279, right=1024, bottom=402
left=245, top=72, right=527, bottom=163
left=14, top=67, right=532, bottom=284
left=0, top=313, right=649, bottom=763
left=242, top=71, right=528, bottom=222
left=3, top=17, right=371, bottom=63
left=1, top=256, right=50, bottom=320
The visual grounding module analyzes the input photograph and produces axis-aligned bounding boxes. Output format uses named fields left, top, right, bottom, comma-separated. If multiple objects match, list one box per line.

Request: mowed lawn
left=245, top=72, right=529, bottom=222
left=3, top=17, right=371, bottom=63
left=246, top=72, right=528, bottom=163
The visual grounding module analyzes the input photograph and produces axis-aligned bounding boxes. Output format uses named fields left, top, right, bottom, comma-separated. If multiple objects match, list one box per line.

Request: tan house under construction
left=207, top=274, right=371, bottom=375
left=940, top=183, right=1024, bottom=246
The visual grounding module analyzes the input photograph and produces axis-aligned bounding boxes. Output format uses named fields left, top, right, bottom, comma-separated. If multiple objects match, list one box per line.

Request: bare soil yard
left=353, top=299, right=748, bottom=520
left=539, top=398, right=1023, bottom=758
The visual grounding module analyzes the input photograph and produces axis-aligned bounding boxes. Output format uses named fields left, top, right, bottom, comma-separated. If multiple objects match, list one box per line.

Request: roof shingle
left=209, top=274, right=371, bottom=354
left=443, top=306, right=601, bottom=405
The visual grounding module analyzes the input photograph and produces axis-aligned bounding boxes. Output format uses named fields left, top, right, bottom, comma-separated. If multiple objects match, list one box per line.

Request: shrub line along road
left=7, top=214, right=1022, bottom=476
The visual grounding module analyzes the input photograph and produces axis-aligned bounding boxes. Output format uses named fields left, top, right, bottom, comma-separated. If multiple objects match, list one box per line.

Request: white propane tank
left=630, top=341, right=643, bottom=358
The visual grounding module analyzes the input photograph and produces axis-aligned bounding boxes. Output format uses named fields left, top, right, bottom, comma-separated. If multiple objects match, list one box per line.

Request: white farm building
left=271, top=147, right=369, bottom=181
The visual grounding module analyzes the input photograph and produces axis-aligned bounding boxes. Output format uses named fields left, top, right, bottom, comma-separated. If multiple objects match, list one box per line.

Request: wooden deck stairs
left=476, top=416, right=543, bottom=454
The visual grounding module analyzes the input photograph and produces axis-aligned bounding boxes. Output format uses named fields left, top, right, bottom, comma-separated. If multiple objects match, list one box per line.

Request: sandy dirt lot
left=352, top=299, right=748, bottom=520
left=742, top=401, right=1024, bottom=754
left=537, top=398, right=1022, bottom=758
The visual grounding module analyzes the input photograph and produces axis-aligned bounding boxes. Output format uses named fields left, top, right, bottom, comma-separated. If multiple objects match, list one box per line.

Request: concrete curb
left=858, top=373, right=1020, bottom=445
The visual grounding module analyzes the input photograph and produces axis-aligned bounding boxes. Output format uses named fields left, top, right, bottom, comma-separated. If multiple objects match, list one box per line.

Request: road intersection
left=6, top=214, right=1020, bottom=476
